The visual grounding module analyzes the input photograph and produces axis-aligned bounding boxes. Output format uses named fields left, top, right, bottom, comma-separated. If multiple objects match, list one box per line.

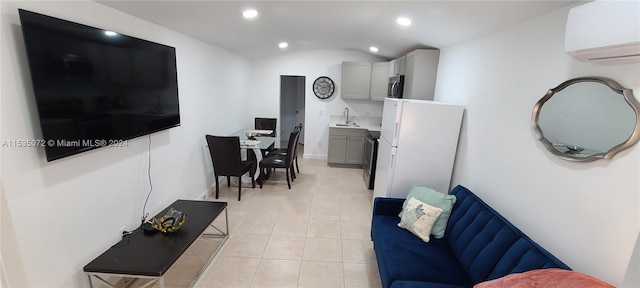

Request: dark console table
left=83, top=200, right=228, bottom=288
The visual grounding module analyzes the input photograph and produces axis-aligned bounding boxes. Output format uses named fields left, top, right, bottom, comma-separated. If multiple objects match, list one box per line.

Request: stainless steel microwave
left=388, top=75, right=404, bottom=98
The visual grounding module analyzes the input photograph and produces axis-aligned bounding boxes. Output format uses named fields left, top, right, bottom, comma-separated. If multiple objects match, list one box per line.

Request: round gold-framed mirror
left=532, top=77, right=640, bottom=162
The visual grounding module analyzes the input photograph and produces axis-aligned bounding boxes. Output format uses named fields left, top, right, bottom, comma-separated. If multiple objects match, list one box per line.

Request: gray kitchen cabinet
left=341, top=62, right=372, bottom=100
left=388, top=59, right=396, bottom=77
left=392, top=55, right=406, bottom=76
left=370, top=62, right=389, bottom=101
left=345, top=134, right=365, bottom=164
left=328, top=134, right=347, bottom=163
left=403, top=49, right=439, bottom=100
left=328, top=128, right=365, bottom=164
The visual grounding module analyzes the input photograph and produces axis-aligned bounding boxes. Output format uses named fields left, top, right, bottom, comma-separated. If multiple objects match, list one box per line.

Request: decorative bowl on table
left=246, top=131, right=257, bottom=140
left=151, top=208, right=186, bottom=233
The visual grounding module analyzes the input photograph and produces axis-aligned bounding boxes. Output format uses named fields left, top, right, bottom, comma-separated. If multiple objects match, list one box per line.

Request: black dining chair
left=269, top=123, right=303, bottom=178
left=254, top=117, right=277, bottom=137
left=255, top=117, right=277, bottom=155
left=259, top=130, right=300, bottom=189
left=253, top=117, right=278, bottom=156
left=205, top=135, right=255, bottom=201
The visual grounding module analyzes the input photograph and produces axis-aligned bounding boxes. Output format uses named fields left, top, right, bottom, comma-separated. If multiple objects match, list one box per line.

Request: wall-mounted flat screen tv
left=18, top=9, right=180, bottom=161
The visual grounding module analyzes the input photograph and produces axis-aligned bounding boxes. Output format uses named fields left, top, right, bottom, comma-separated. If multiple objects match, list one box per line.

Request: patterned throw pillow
left=399, top=185, right=456, bottom=239
left=398, top=197, right=443, bottom=242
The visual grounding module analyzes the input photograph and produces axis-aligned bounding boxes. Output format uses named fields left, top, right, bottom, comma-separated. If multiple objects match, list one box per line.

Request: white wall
left=250, top=50, right=385, bottom=159
left=0, top=1, right=251, bottom=286
left=436, top=5, right=640, bottom=286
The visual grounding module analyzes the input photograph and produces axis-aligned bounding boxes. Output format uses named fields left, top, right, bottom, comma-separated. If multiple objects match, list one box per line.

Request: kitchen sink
left=336, top=123, right=359, bottom=127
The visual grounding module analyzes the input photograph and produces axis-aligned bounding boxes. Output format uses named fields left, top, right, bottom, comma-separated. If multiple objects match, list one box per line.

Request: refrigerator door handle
left=394, top=122, right=399, bottom=143
left=389, top=152, right=395, bottom=170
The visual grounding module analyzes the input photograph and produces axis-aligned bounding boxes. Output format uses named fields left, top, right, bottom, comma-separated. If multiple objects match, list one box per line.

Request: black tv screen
left=18, top=9, right=180, bottom=161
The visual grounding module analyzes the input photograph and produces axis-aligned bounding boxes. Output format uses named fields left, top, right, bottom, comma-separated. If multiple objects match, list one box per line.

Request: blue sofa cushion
left=445, top=188, right=519, bottom=283
left=487, top=238, right=571, bottom=279
left=372, top=214, right=474, bottom=288
left=446, top=186, right=570, bottom=283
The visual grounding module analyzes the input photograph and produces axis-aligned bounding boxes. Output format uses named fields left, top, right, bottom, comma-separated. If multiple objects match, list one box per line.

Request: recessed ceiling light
left=279, top=42, right=288, bottom=49
left=242, top=9, right=258, bottom=19
left=397, top=17, right=412, bottom=26
left=104, top=31, right=118, bottom=36
left=369, top=46, right=379, bottom=53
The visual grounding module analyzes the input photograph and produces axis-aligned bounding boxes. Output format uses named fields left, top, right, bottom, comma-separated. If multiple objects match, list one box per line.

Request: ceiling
left=97, top=1, right=581, bottom=59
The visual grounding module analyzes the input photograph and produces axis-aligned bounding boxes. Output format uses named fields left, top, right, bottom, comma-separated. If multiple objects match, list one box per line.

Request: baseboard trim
left=302, top=153, right=327, bottom=160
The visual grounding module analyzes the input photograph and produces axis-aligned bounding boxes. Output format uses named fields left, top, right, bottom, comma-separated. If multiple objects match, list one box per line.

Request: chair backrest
left=205, top=135, right=243, bottom=176
left=285, top=130, right=300, bottom=166
left=255, top=118, right=277, bottom=136
left=292, top=123, right=303, bottom=154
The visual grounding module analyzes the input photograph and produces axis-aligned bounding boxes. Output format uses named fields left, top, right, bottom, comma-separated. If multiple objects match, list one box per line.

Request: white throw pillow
left=398, top=197, right=443, bottom=242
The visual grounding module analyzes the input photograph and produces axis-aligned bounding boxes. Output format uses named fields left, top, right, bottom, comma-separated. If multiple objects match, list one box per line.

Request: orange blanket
left=474, top=268, right=614, bottom=288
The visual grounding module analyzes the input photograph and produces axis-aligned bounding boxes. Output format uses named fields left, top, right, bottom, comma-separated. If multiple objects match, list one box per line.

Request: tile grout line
left=199, top=160, right=376, bottom=287
left=297, top=182, right=313, bottom=287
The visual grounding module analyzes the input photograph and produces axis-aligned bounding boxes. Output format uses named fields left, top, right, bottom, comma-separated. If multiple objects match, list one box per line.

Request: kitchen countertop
left=329, top=115, right=381, bottom=132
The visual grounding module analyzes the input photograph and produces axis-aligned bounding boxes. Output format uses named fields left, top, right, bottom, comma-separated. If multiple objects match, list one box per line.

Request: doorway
left=280, top=76, right=306, bottom=149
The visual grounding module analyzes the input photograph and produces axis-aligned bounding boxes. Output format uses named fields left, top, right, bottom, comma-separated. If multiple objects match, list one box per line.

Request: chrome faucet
left=344, top=107, right=350, bottom=124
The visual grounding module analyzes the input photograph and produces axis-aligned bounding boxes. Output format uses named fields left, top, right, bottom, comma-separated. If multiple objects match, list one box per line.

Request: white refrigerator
left=373, top=98, right=464, bottom=200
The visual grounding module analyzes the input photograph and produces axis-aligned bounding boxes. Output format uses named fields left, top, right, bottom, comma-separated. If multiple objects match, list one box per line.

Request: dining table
left=227, top=129, right=281, bottom=183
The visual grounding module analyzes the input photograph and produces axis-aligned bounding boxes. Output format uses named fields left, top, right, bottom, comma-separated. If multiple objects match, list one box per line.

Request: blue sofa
left=371, top=185, right=570, bottom=288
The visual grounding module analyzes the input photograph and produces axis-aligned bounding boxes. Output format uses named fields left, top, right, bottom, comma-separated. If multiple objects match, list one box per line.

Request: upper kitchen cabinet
left=341, top=62, right=372, bottom=100
left=370, top=62, right=389, bottom=101
left=403, top=49, right=440, bottom=100
left=389, top=55, right=406, bottom=76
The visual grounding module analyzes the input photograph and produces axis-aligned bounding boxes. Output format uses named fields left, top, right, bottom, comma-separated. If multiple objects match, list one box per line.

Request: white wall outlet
left=319, top=110, right=324, bottom=116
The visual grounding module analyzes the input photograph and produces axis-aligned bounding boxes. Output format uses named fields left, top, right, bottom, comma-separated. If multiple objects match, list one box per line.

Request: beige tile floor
left=194, top=158, right=381, bottom=288
left=97, top=158, right=380, bottom=288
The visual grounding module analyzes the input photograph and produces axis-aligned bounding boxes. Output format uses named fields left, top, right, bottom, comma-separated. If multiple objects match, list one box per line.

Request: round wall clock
left=313, top=76, right=335, bottom=99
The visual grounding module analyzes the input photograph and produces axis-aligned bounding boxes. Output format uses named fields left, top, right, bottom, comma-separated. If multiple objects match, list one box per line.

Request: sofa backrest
left=445, top=185, right=570, bottom=284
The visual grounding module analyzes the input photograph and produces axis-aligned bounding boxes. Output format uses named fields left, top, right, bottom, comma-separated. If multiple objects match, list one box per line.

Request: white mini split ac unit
left=565, top=0, right=640, bottom=63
